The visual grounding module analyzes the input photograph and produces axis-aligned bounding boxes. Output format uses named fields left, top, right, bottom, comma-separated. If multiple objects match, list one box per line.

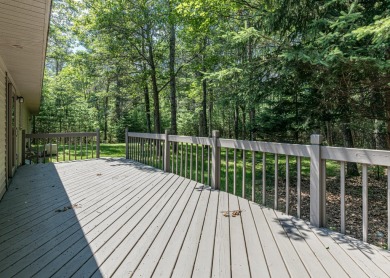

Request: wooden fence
left=125, top=128, right=390, bottom=249
left=22, top=129, right=100, bottom=164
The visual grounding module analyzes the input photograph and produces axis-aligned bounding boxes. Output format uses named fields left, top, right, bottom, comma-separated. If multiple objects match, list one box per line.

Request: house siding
left=0, top=56, right=7, bottom=200
left=0, top=56, right=31, bottom=200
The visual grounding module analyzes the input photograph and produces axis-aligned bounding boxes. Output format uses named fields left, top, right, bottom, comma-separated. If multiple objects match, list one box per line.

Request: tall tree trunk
left=141, top=30, right=151, bottom=133
left=234, top=103, right=239, bottom=139
left=241, top=105, right=246, bottom=140
left=208, top=88, right=213, bottom=137
left=104, top=81, right=110, bottom=142
left=386, top=92, right=390, bottom=149
left=169, top=2, right=177, bottom=135
left=146, top=24, right=161, bottom=134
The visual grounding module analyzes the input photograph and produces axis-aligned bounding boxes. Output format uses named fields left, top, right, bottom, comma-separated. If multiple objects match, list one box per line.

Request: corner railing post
left=164, top=129, right=170, bottom=172
left=211, top=130, right=221, bottom=190
left=22, top=130, right=26, bottom=165
left=310, top=134, right=325, bottom=227
left=96, top=128, right=100, bottom=158
left=125, top=127, right=129, bottom=159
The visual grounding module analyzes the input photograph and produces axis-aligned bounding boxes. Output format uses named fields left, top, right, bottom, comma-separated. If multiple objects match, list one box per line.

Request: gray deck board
left=0, top=158, right=389, bottom=278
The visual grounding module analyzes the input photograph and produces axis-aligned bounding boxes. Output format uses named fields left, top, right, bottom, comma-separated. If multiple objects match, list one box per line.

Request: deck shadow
left=0, top=162, right=102, bottom=277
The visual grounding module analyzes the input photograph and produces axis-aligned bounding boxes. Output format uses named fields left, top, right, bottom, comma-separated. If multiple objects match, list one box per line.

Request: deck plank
left=5, top=172, right=174, bottom=277
left=228, top=194, right=251, bottom=278
left=238, top=198, right=270, bottom=277
left=249, top=203, right=289, bottom=278
left=0, top=165, right=156, bottom=268
left=130, top=180, right=198, bottom=278
left=112, top=179, right=196, bottom=277
left=152, top=184, right=205, bottom=277
left=192, top=189, right=219, bottom=278
left=293, top=219, right=368, bottom=277
left=261, top=206, right=310, bottom=277
left=33, top=174, right=179, bottom=278
left=57, top=176, right=186, bottom=278
left=0, top=168, right=158, bottom=274
left=272, top=210, right=330, bottom=277
left=275, top=213, right=349, bottom=278
left=170, top=186, right=211, bottom=278
left=212, top=191, right=231, bottom=278
left=0, top=159, right=389, bottom=278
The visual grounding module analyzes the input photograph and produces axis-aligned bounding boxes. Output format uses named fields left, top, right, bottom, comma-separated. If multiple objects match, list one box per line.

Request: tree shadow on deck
left=0, top=162, right=103, bottom=277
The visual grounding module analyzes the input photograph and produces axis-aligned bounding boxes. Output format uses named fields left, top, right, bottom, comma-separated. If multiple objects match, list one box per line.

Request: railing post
left=22, top=130, right=25, bottom=165
left=164, top=129, right=170, bottom=172
left=211, top=130, right=221, bottom=190
left=125, top=127, right=129, bottom=159
left=96, top=128, right=100, bottom=158
left=310, top=134, right=325, bottom=227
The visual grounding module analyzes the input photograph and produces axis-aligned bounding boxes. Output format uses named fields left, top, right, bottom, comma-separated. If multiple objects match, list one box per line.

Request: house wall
left=0, top=56, right=6, bottom=200
left=0, top=55, right=31, bottom=200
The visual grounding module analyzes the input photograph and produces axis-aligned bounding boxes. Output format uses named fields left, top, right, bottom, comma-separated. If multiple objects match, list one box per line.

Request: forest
left=36, top=0, right=390, bottom=150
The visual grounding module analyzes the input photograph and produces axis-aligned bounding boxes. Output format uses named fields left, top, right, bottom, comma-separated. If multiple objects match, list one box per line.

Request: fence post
left=22, top=130, right=26, bottom=165
left=96, top=128, right=100, bottom=158
left=310, top=134, right=325, bottom=227
left=125, top=127, right=129, bottom=159
left=211, top=130, right=221, bottom=190
left=164, top=129, right=170, bottom=172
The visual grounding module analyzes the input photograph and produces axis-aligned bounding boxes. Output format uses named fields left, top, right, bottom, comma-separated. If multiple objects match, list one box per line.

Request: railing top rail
left=127, top=132, right=165, bottom=140
left=321, top=146, right=390, bottom=166
left=127, top=131, right=390, bottom=164
left=26, top=132, right=97, bottom=139
left=169, top=135, right=212, bottom=146
left=219, top=138, right=311, bottom=157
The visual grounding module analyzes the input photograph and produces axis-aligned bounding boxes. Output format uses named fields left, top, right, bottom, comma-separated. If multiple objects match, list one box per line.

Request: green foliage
left=37, top=0, right=390, bottom=148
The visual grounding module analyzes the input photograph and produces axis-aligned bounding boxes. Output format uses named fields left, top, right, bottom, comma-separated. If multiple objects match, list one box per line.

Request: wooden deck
left=0, top=159, right=389, bottom=277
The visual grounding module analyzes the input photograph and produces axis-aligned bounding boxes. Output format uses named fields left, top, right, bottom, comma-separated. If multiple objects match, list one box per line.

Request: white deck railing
left=125, top=128, right=390, bottom=249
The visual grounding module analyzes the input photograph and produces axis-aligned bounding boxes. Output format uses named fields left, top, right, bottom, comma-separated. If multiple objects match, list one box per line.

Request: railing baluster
left=201, top=145, right=204, bottom=184
left=92, top=136, right=94, bottom=159
left=190, top=144, right=193, bottom=180
left=208, top=145, right=211, bottom=186
left=37, top=140, right=39, bottom=164
left=297, top=156, right=301, bottom=218
left=185, top=143, right=188, bottom=178
left=175, top=142, right=178, bottom=174
left=340, top=161, right=345, bottom=234
left=252, top=151, right=255, bottom=202
left=43, top=138, right=46, bottom=163
left=74, top=137, right=76, bottom=160
left=80, top=137, right=83, bottom=160
left=56, top=138, right=59, bottom=162
left=286, top=155, right=290, bottom=215
left=86, top=137, right=88, bottom=159
left=274, top=154, right=278, bottom=210
left=388, top=166, right=390, bottom=251
left=362, top=164, right=368, bottom=242
left=171, top=142, right=175, bottom=173
left=50, top=140, right=52, bottom=163
left=68, top=137, right=70, bottom=161
left=242, top=150, right=246, bottom=198
left=226, top=148, right=229, bottom=192
left=180, top=143, right=183, bottom=176
left=195, top=144, right=198, bottom=182
left=262, top=152, right=266, bottom=206
left=234, top=148, right=237, bottom=195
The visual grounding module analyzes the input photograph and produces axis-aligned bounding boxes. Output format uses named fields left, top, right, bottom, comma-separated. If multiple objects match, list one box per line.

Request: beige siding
left=0, top=57, right=7, bottom=199
left=0, top=55, right=31, bottom=200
